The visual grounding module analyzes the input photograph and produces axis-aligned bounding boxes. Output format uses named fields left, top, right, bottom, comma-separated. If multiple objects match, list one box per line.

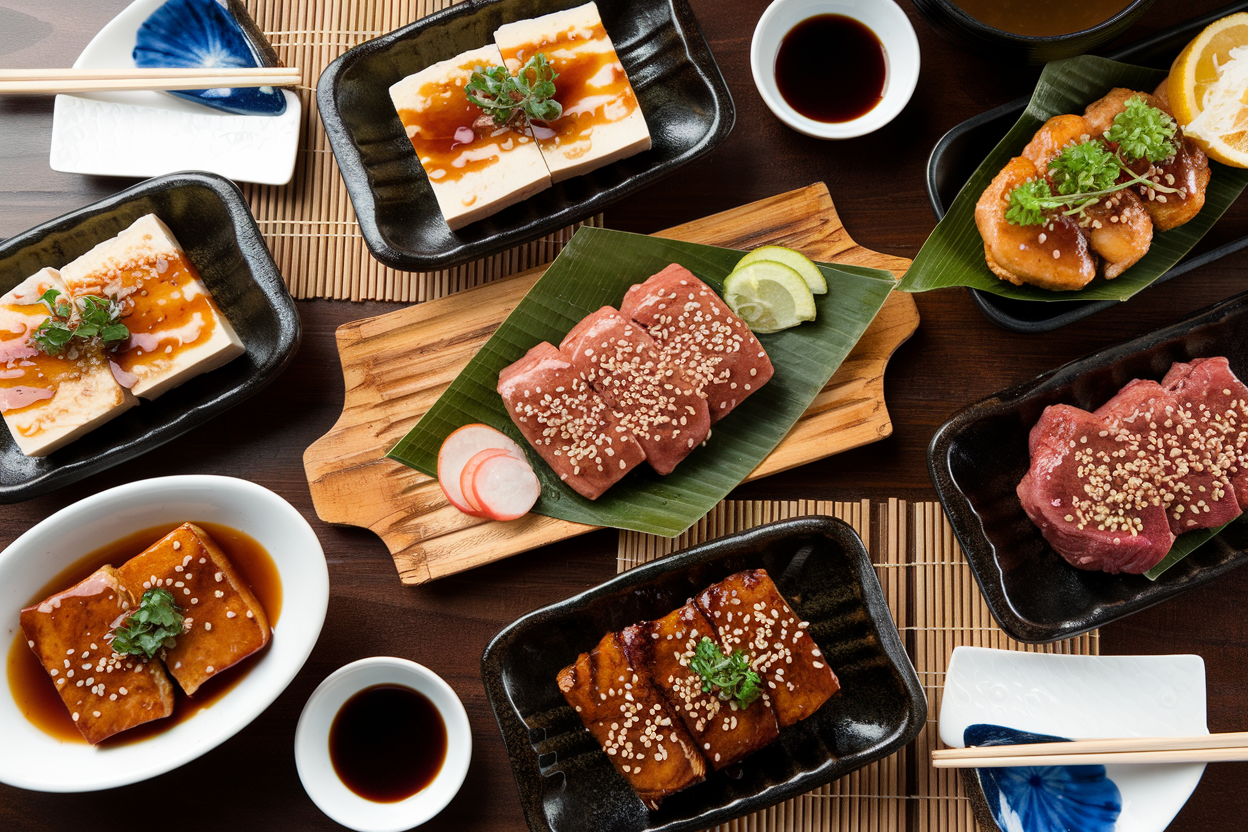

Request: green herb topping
left=28, top=289, right=129, bottom=356
left=1005, top=177, right=1056, bottom=227
left=465, top=53, right=562, bottom=128
left=1107, top=97, right=1178, bottom=163
left=1048, top=141, right=1122, bottom=196
left=108, top=588, right=184, bottom=660
left=689, top=636, right=763, bottom=710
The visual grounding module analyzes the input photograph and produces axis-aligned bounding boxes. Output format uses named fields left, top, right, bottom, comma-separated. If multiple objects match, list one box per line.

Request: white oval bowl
left=294, top=657, right=472, bottom=832
left=751, top=0, right=921, bottom=139
left=0, top=475, right=328, bottom=792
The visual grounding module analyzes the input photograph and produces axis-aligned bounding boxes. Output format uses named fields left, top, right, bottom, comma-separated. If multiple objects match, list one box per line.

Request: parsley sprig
left=108, top=588, right=184, bottom=661
left=465, top=53, right=562, bottom=128
left=689, top=636, right=763, bottom=710
left=28, top=289, right=129, bottom=356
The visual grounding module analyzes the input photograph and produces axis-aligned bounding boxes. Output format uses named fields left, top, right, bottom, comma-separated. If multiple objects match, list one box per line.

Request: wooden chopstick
left=932, top=732, right=1248, bottom=768
left=0, top=68, right=301, bottom=94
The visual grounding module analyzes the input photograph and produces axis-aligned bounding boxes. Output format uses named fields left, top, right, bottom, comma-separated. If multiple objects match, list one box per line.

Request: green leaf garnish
left=465, top=53, right=563, bottom=128
left=689, top=636, right=763, bottom=710
left=108, top=588, right=184, bottom=660
left=1107, top=97, right=1177, bottom=163
left=1049, top=141, right=1122, bottom=196
left=27, top=293, right=129, bottom=356
left=1005, top=178, right=1054, bottom=227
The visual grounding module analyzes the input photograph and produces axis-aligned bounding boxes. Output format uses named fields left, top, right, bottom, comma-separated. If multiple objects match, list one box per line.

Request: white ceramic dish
left=750, top=0, right=920, bottom=139
left=49, top=0, right=301, bottom=185
left=294, top=657, right=472, bottom=832
left=940, top=647, right=1207, bottom=832
left=0, top=475, right=328, bottom=792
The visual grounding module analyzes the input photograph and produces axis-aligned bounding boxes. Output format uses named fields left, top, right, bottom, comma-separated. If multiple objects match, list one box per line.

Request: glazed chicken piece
left=1021, top=113, right=1094, bottom=167
left=975, top=156, right=1097, bottom=291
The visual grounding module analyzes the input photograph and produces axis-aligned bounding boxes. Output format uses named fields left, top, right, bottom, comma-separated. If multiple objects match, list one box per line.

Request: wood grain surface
left=3, top=1, right=1248, bottom=831
left=304, top=184, right=918, bottom=584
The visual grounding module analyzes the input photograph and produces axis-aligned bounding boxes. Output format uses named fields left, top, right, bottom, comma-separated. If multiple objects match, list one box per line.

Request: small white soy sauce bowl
left=295, top=658, right=472, bottom=832
left=751, top=0, right=920, bottom=139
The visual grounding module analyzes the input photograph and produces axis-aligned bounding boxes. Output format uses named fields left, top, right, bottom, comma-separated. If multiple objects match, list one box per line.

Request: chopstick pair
left=932, top=731, right=1248, bottom=768
left=0, top=67, right=301, bottom=94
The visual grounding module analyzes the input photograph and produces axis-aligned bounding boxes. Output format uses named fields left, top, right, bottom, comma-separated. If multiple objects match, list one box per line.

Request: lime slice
left=734, top=246, right=828, bottom=294
left=722, top=261, right=817, bottom=334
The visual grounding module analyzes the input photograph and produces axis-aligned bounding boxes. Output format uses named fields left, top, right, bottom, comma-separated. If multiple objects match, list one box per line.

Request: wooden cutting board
left=304, top=184, right=919, bottom=585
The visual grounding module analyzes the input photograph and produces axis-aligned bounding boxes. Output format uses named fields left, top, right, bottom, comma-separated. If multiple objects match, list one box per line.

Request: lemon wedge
left=722, top=261, right=816, bottom=334
left=733, top=246, right=828, bottom=294
left=1169, top=11, right=1248, bottom=168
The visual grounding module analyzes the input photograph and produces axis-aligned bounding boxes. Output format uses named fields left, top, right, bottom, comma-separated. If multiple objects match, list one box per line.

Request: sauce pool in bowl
left=775, top=15, right=886, bottom=124
left=330, top=684, right=448, bottom=803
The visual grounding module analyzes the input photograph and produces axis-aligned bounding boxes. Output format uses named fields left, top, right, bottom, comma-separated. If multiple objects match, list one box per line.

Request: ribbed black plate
left=316, top=0, right=734, bottom=272
left=0, top=172, right=300, bottom=502
left=928, top=289, right=1248, bottom=643
left=481, top=516, right=925, bottom=832
left=925, top=0, right=1248, bottom=333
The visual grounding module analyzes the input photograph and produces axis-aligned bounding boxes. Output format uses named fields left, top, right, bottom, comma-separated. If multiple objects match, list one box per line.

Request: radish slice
left=470, top=453, right=542, bottom=521
left=461, top=448, right=510, bottom=514
left=436, top=424, right=524, bottom=515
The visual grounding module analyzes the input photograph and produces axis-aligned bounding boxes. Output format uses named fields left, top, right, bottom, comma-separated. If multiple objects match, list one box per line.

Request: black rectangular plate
left=0, top=172, right=300, bottom=502
left=925, top=0, right=1248, bottom=333
left=481, top=516, right=925, bottom=832
left=316, top=0, right=734, bottom=272
left=928, top=289, right=1248, bottom=642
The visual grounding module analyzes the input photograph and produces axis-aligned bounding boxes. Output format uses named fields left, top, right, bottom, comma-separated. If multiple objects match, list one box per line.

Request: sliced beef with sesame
left=498, top=341, right=646, bottom=500
left=620, top=265, right=774, bottom=423
left=557, top=631, right=706, bottom=809
left=1162, top=357, right=1248, bottom=510
left=620, top=602, right=779, bottom=770
left=696, top=569, right=839, bottom=728
left=560, top=307, right=710, bottom=475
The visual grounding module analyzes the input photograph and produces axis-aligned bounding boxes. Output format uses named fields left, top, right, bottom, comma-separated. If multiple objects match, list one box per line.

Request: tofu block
left=20, top=567, right=175, bottom=744
left=620, top=602, right=779, bottom=770
left=116, top=523, right=270, bottom=695
left=498, top=341, right=646, bottom=500
left=557, top=632, right=705, bottom=809
left=58, top=214, right=244, bottom=401
left=390, top=45, right=552, bottom=230
left=0, top=268, right=137, bottom=457
left=697, top=569, right=840, bottom=727
left=494, top=2, right=651, bottom=182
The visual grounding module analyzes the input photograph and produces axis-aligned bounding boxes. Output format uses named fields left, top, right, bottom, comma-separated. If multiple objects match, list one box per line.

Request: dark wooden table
left=3, top=1, right=1248, bottom=829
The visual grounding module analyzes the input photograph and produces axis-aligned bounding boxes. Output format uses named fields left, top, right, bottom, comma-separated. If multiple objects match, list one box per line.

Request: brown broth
left=329, top=684, right=448, bottom=802
left=775, top=15, right=886, bottom=124
left=6, top=522, right=280, bottom=745
left=953, top=0, right=1134, bottom=37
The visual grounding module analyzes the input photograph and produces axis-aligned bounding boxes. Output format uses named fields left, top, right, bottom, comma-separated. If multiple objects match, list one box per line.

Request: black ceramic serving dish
left=928, top=289, right=1248, bottom=643
left=317, top=0, right=733, bottom=272
left=925, top=0, right=1248, bottom=334
left=911, top=0, right=1155, bottom=65
left=0, top=172, right=300, bottom=502
left=481, top=516, right=925, bottom=832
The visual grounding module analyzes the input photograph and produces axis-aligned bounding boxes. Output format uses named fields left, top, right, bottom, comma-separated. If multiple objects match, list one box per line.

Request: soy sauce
left=775, top=15, right=886, bottom=124
left=329, top=684, right=447, bottom=802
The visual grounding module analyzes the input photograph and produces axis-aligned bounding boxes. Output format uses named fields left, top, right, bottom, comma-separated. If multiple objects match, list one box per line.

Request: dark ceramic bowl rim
left=480, top=515, right=927, bottom=832
left=927, top=0, right=1153, bottom=45
left=0, top=171, right=301, bottom=502
left=316, top=0, right=735, bottom=272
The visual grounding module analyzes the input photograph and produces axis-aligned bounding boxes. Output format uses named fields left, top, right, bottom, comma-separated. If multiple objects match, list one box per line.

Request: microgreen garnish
left=28, top=291, right=128, bottom=356
left=1005, top=178, right=1055, bottom=227
left=1107, top=97, right=1178, bottom=163
left=1049, top=141, right=1122, bottom=196
left=689, top=636, right=763, bottom=710
left=108, top=588, right=184, bottom=661
left=465, top=53, right=562, bottom=128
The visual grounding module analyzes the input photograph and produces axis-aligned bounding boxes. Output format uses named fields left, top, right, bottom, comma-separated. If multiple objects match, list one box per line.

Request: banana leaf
left=1144, top=517, right=1244, bottom=580
left=386, top=226, right=896, bottom=537
left=899, top=55, right=1248, bottom=302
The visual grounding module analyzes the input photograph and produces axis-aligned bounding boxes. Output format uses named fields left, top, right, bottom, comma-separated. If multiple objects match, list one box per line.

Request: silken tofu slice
left=621, top=264, right=774, bottom=423
left=0, top=268, right=137, bottom=457
left=498, top=341, right=646, bottom=500
left=19, top=566, right=174, bottom=744
left=116, top=523, right=270, bottom=695
left=620, top=603, right=779, bottom=770
left=494, top=2, right=650, bottom=182
left=58, top=215, right=244, bottom=401
left=557, top=631, right=705, bottom=809
left=697, top=569, right=840, bottom=728
left=560, top=307, right=709, bottom=475
left=390, top=45, right=552, bottom=230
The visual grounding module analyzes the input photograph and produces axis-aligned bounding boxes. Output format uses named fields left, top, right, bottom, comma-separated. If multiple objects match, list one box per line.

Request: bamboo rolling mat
left=617, top=500, right=1099, bottom=832
left=238, top=0, right=601, bottom=301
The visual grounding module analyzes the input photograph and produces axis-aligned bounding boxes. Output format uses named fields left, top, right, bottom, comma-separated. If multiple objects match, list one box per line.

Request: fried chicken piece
left=1022, top=113, right=1095, bottom=167
left=1084, top=189, right=1152, bottom=278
